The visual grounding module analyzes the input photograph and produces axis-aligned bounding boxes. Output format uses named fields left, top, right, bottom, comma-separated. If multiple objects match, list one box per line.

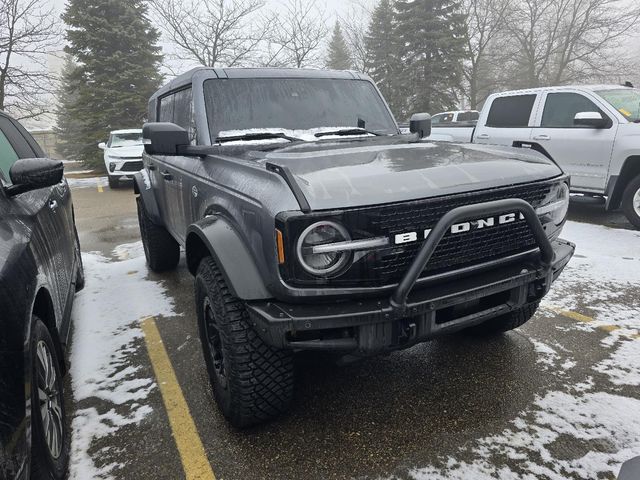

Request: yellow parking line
left=141, top=317, right=216, bottom=480
left=97, top=181, right=103, bottom=193
left=549, top=308, right=639, bottom=340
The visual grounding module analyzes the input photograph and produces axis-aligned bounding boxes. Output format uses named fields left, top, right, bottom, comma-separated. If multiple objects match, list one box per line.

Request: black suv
left=0, top=112, right=83, bottom=479
left=135, top=68, right=574, bottom=428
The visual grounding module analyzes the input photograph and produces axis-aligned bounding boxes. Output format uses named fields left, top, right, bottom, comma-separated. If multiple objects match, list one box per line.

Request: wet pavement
left=66, top=177, right=640, bottom=480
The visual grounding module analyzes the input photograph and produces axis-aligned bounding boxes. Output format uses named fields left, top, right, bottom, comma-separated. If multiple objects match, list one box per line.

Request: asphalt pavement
left=66, top=175, right=640, bottom=480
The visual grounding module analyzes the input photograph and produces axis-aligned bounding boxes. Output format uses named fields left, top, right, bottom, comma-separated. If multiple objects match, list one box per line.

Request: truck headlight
left=296, top=221, right=351, bottom=276
left=536, top=182, right=570, bottom=225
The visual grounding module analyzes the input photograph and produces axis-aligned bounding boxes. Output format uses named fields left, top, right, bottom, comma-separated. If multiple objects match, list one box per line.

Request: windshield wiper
left=314, top=128, right=383, bottom=138
left=215, top=132, right=303, bottom=143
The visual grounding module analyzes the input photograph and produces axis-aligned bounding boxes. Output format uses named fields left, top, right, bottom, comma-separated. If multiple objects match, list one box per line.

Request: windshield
left=203, top=78, right=398, bottom=140
left=596, top=88, right=640, bottom=122
left=109, top=132, right=143, bottom=147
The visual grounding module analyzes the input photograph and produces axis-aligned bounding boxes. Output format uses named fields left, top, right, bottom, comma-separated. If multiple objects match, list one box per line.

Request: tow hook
left=398, top=321, right=417, bottom=345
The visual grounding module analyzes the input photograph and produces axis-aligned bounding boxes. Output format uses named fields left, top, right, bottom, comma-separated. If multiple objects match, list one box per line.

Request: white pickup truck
left=431, top=85, right=640, bottom=228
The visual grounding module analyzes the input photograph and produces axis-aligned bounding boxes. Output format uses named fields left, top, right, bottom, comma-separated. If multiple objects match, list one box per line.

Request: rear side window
left=159, top=95, right=174, bottom=122
left=457, top=111, right=479, bottom=122
left=0, top=130, right=19, bottom=184
left=173, top=88, right=195, bottom=141
left=541, top=92, right=604, bottom=128
left=486, top=95, right=537, bottom=127
left=158, top=88, right=195, bottom=142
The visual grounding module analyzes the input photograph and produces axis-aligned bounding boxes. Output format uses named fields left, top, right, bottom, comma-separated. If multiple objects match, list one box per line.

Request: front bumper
left=247, top=199, right=575, bottom=355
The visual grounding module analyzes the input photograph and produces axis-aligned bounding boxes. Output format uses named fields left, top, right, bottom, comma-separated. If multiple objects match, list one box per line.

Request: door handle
left=476, top=133, right=490, bottom=140
left=533, top=134, right=550, bottom=141
left=161, top=171, right=173, bottom=181
left=147, top=163, right=156, bottom=171
left=48, top=200, right=58, bottom=210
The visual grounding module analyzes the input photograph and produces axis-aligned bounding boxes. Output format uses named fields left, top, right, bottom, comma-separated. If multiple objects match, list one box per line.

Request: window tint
left=541, top=92, right=604, bottom=128
left=159, top=94, right=174, bottom=122
left=0, top=130, right=20, bottom=184
left=486, top=95, right=536, bottom=127
left=457, top=111, right=479, bottom=122
left=432, top=113, right=453, bottom=125
left=173, top=88, right=195, bottom=141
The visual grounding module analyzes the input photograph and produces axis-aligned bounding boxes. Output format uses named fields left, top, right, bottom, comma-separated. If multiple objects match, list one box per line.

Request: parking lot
left=66, top=174, right=640, bottom=480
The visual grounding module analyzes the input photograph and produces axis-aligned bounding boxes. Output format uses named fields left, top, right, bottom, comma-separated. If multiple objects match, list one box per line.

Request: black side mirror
left=574, top=111, right=609, bottom=129
left=143, top=122, right=189, bottom=155
left=7, top=158, right=63, bottom=196
left=410, top=113, right=432, bottom=139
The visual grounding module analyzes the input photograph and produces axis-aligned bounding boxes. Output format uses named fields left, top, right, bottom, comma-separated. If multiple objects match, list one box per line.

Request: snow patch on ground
left=410, top=392, right=640, bottom=480
left=68, top=242, right=175, bottom=479
left=594, top=340, right=640, bottom=386
left=531, top=340, right=559, bottom=368
left=67, top=176, right=108, bottom=189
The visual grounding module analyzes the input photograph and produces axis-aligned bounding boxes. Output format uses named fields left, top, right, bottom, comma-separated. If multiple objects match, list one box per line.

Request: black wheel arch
left=605, top=156, right=640, bottom=211
left=186, top=216, right=271, bottom=301
left=133, top=171, right=164, bottom=226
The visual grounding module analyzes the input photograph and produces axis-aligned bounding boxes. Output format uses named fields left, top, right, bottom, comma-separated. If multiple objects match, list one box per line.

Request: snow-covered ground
left=66, top=176, right=108, bottom=189
left=412, top=221, right=640, bottom=479
left=68, top=242, right=176, bottom=479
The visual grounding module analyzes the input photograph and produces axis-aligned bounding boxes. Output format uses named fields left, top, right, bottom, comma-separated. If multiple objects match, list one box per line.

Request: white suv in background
left=471, top=85, right=640, bottom=228
left=98, top=129, right=144, bottom=188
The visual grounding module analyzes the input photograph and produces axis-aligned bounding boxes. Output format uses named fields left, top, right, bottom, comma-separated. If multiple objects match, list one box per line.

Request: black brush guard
left=247, top=199, right=573, bottom=353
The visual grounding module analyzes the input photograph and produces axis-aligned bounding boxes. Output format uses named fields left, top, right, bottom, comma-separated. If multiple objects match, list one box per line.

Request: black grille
left=120, top=160, right=143, bottom=172
left=360, top=182, right=551, bottom=281
left=280, top=180, right=554, bottom=287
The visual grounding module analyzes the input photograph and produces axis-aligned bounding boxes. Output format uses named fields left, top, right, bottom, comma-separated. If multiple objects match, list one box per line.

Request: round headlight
left=296, top=221, right=351, bottom=276
left=551, top=182, right=570, bottom=225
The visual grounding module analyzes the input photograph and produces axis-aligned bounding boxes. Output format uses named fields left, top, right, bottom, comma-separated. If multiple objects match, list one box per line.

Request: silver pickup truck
left=433, top=85, right=640, bottom=228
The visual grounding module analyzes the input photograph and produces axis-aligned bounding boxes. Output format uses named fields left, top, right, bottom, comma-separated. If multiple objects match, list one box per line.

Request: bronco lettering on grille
left=393, top=212, right=525, bottom=245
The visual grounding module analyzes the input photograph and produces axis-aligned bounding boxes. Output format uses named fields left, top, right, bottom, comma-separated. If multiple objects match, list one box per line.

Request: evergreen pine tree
left=55, top=55, right=83, bottom=160
left=57, top=0, right=163, bottom=169
left=394, top=0, right=466, bottom=116
left=364, top=0, right=405, bottom=118
left=326, top=22, right=353, bottom=70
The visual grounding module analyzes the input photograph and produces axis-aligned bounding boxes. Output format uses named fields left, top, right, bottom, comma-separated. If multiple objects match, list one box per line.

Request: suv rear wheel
left=463, top=302, right=539, bottom=335
left=195, top=256, right=294, bottom=428
left=136, top=197, right=180, bottom=272
left=30, top=317, right=69, bottom=480
left=621, top=174, right=640, bottom=229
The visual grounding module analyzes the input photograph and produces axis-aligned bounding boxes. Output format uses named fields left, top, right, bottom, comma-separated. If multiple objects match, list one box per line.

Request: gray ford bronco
left=135, top=67, right=575, bottom=427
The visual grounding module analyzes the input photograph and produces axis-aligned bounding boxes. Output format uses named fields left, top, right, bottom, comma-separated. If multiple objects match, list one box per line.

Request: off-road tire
left=195, top=256, right=294, bottom=428
left=30, top=317, right=69, bottom=480
left=464, top=302, right=540, bottom=335
left=621, top=174, right=640, bottom=229
left=108, top=176, right=119, bottom=189
left=136, top=197, right=180, bottom=272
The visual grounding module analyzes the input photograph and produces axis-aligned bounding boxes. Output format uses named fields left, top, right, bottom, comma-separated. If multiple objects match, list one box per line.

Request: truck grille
left=120, top=160, right=143, bottom=172
left=360, top=182, right=552, bottom=281
left=280, top=180, right=555, bottom=288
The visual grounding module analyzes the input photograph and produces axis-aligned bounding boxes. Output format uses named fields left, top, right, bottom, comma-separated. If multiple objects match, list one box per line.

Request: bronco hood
left=260, top=138, right=563, bottom=210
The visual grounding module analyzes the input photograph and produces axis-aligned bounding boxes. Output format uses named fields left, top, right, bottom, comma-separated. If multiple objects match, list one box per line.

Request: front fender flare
left=186, top=217, right=271, bottom=300
left=133, top=171, right=163, bottom=226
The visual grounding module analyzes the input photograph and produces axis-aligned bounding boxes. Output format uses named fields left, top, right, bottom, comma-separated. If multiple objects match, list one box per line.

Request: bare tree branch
left=0, top=0, right=60, bottom=120
left=264, top=0, right=328, bottom=68
left=150, top=0, right=266, bottom=68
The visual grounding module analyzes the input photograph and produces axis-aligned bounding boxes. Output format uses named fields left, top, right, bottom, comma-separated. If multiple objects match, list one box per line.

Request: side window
left=541, top=92, right=605, bottom=128
left=0, top=130, right=19, bottom=184
left=173, top=88, right=195, bottom=142
left=159, top=94, right=174, bottom=122
left=431, top=114, right=444, bottom=125
left=486, top=95, right=537, bottom=128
